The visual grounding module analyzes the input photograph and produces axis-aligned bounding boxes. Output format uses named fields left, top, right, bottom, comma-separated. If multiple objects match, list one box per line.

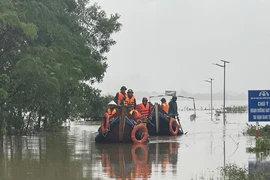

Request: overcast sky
left=93, top=0, right=270, bottom=95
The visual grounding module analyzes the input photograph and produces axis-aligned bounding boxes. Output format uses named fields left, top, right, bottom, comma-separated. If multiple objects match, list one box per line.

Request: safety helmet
left=120, top=86, right=127, bottom=90
left=127, top=89, right=133, bottom=93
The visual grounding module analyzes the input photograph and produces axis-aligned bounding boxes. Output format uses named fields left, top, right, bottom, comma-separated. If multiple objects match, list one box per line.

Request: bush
left=244, top=124, right=270, bottom=137
left=192, top=163, right=270, bottom=180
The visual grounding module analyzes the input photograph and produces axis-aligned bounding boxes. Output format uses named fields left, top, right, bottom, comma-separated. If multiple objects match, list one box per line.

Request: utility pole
left=204, top=78, right=214, bottom=121
left=213, top=60, right=230, bottom=125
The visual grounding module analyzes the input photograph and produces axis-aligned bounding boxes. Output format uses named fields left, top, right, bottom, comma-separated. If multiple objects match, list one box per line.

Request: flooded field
left=0, top=100, right=266, bottom=180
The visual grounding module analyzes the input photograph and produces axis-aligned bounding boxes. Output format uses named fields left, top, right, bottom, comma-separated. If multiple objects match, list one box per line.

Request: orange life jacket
left=107, top=108, right=116, bottom=116
left=161, top=103, right=169, bottom=113
left=137, top=103, right=150, bottom=117
left=124, top=95, right=135, bottom=106
left=117, top=92, right=125, bottom=105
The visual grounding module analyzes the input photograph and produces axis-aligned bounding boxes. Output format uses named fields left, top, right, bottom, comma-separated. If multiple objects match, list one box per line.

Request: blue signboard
left=248, top=90, right=270, bottom=122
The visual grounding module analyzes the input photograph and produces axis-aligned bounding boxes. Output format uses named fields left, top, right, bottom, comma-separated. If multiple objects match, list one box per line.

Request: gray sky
left=93, top=0, right=270, bottom=95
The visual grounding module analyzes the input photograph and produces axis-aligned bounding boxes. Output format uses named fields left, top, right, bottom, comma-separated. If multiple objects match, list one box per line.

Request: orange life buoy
left=101, top=113, right=110, bottom=134
left=131, top=123, right=149, bottom=143
left=169, top=118, right=179, bottom=136
left=131, top=143, right=148, bottom=164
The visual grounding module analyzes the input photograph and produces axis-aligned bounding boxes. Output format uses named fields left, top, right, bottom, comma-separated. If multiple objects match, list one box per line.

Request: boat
left=95, top=106, right=150, bottom=143
left=147, top=103, right=184, bottom=136
left=146, top=93, right=196, bottom=136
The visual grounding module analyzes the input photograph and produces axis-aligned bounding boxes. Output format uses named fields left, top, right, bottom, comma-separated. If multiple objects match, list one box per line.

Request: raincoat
left=168, top=100, right=178, bottom=115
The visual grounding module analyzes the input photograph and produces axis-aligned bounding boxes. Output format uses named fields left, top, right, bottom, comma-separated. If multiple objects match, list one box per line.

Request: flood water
left=0, top=101, right=264, bottom=180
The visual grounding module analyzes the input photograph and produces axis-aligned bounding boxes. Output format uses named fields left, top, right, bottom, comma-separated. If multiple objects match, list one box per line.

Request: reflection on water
left=97, top=139, right=179, bottom=180
left=0, top=131, right=95, bottom=180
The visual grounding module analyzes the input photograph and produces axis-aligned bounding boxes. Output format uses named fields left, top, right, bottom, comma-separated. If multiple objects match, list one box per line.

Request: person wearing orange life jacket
left=136, top=97, right=152, bottom=120
left=114, top=86, right=127, bottom=105
left=121, top=89, right=137, bottom=109
left=106, top=100, right=117, bottom=116
left=160, top=98, right=169, bottom=113
left=129, top=106, right=141, bottom=120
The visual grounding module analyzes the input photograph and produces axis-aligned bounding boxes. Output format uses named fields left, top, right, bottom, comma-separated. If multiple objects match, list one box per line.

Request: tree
left=0, top=0, right=121, bottom=134
left=0, top=74, right=10, bottom=134
left=72, top=83, right=114, bottom=121
left=0, top=0, right=38, bottom=73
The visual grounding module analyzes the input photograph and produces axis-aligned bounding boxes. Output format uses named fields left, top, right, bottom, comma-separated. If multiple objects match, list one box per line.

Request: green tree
left=0, top=74, right=10, bottom=134
left=73, top=83, right=114, bottom=121
left=0, top=0, right=121, bottom=134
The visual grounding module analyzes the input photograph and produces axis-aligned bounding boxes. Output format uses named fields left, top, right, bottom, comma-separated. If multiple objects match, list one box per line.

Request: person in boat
left=168, top=95, right=178, bottom=118
left=114, top=86, right=127, bottom=105
left=121, top=89, right=137, bottom=109
left=160, top=98, right=169, bottom=113
left=136, top=97, right=152, bottom=120
left=129, top=105, right=141, bottom=120
left=106, top=100, right=117, bottom=117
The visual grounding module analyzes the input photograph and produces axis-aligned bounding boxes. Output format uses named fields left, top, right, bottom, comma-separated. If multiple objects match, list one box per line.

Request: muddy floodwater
left=0, top=101, right=264, bottom=180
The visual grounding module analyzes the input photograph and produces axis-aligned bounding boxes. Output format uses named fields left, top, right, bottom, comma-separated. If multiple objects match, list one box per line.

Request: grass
left=225, top=106, right=247, bottom=114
